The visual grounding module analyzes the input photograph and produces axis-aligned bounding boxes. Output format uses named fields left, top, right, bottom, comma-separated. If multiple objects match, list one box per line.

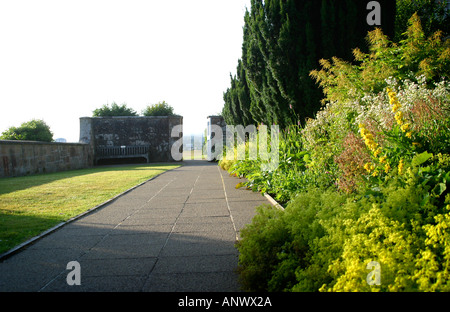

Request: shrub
left=229, top=125, right=333, bottom=205
left=92, top=102, right=138, bottom=117
left=232, top=14, right=450, bottom=292
left=322, top=204, right=418, bottom=292
left=142, top=101, right=175, bottom=116
left=236, top=188, right=352, bottom=291
left=237, top=152, right=450, bottom=292
left=414, top=201, right=450, bottom=291
left=236, top=204, right=288, bottom=292
left=1, top=119, right=53, bottom=142
left=395, top=0, right=449, bottom=42
left=322, top=160, right=450, bottom=291
left=310, top=13, right=450, bottom=105
left=218, top=158, right=237, bottom=172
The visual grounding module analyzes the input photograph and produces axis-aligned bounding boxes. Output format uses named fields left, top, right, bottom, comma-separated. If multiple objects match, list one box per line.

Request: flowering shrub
left=229, top=125, right=332, bottom=205
left=237, top=159, right=450, bottom=292
left=231, top=14, right=450, bottom=292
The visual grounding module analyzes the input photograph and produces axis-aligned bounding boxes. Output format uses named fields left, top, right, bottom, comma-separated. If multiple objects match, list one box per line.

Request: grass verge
left=0, top=164, right=179, bottom=254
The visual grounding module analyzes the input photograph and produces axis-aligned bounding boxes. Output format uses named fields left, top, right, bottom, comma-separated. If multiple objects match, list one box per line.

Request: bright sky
left=0, top=0, right=250, bottom=142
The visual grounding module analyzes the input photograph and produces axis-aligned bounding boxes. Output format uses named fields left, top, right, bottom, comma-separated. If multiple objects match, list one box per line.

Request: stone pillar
left=206, top=116, right=226, bottom=161
left=79, top=117, right=95, bottom=166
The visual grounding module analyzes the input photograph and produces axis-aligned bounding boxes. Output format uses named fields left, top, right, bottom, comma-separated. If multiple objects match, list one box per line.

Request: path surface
left=0, top=160, right=271, bottom=292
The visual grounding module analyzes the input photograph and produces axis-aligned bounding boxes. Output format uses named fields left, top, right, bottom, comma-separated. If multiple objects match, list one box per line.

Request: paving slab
left=0, top=160, right=273, bottom=292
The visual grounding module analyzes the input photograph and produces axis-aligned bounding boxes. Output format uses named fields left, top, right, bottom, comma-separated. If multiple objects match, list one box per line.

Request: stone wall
left=0, top=116, right=183, bottom=178
left=80, top=116, right=183, bottom=163
left=0, top=140, right=93, bottom=178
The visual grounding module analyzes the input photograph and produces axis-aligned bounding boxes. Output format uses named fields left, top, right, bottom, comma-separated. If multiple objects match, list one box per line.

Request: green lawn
left=0, top=164, right=180, bottom=254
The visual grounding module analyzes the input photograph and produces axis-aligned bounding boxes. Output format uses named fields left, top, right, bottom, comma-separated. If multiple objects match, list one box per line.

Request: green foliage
left=223, top=0, right=395, bottom=128
left=230, top=125, right=333, bottom=204
left=237, top=157, right=450, bottom=291
left=310, top=13, right=450, bottom=105
left=395, top=0, right=449, bottom=42
left=222, top=60, right=254, bottom=127
left=1, top=119, right=53, bottom=142
left=142, top=101, right=175, bottom=116
left=322, top=161, right=450, bottom=292
left=414, top=201, right=450, bottom=291
left=231, top=14, right=450, bottom=292
left=93, top=102, right=138, bottom=117
left=236, top=205, right=287, bottom=291
left=92, top=101, right=176, bottom=117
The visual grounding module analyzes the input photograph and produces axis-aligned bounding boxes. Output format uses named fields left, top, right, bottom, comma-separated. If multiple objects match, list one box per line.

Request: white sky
left=0, top=0, right=250, bottom=142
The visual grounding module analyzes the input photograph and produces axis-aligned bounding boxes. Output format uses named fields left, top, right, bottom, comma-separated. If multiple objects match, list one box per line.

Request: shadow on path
left=0, top=160, right=270, bottom=292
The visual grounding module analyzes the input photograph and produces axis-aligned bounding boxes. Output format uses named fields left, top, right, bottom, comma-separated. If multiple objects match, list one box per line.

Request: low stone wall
left=0, top=140, right=93, bottom=178
left=0, top=116, right=183, bottom=178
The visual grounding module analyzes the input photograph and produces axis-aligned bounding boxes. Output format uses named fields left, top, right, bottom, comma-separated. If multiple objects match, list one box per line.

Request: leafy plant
left=142, top=101, right=175, bottom=116
left=231, top=14, right=450, bottom=292
left=395, top=0, right=449, bottom=42
left=238, top=157, right=450, bottom=292
left=92, top=102, right=138, bottom=117
left=1, top=119, right=53, bottom=142
left=310, top=13, right=450, bottom=105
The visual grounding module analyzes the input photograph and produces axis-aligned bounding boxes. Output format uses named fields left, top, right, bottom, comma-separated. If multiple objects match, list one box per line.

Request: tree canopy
left=92, top=101, right=176, bottom=117
left=1, top=119, right=54, bottom=142
left=92, top=102, right=138, bottom=117
left=222, top=0, right=397, bottom=128
left=142, top=101, right=175, bottom=116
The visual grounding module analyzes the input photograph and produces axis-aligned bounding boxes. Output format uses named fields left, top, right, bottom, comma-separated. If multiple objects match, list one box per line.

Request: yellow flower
left=401, top=123, right=410, bottom=132
left=398, top=159, right=404, bottom=175
left=379, top=155, right=387, bottom=163
left=364, top=131, right=373, bottom=140
left=373, top=148, right=382, bottom=158
left=364, top=163, right=375, bottom=173
left=406, top=132, right=412, bottom=138
left=395, top=111, right=404, bottom=125
left=387, top=88, right=401, bottom=113
left=384, top=163, right=391, bottom=173
left=365, top=139, right=378, bottom=151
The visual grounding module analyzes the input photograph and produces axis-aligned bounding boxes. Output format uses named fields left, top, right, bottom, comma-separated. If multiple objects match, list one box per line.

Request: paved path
left=0, top=160, right=271, bottom=292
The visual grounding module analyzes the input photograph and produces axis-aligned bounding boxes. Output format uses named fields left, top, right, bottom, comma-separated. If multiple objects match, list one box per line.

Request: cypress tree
left=223, top=0, right=396, bottom=128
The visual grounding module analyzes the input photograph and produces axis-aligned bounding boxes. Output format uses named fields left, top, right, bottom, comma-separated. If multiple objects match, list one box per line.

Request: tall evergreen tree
left=223, top=0, right=396, bottom=128
left=222, top=60, right=255, bottom=127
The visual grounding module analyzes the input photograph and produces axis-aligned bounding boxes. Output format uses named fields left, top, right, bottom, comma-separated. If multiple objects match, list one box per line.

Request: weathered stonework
left=0, top=116, right=183, bottom=178
left=0, top=140, right=93, bottom=178
left=79, top=116, right=183, bottom=164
